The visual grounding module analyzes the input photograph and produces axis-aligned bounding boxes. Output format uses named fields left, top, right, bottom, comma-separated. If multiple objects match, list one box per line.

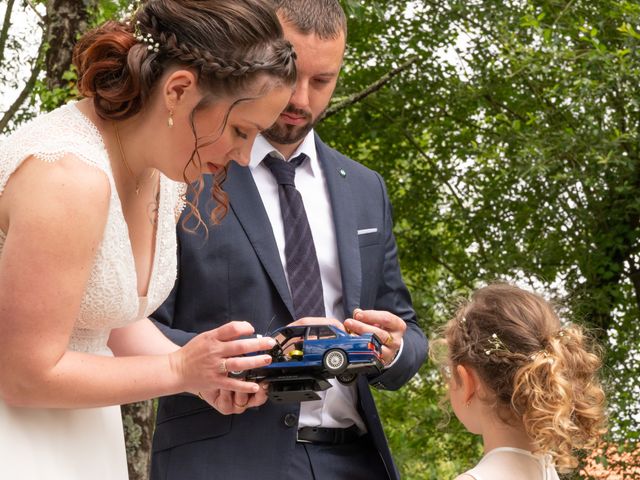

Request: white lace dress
left=0, top=103, right=185, bottom=479
left=463, top=447, right=561, bottom=480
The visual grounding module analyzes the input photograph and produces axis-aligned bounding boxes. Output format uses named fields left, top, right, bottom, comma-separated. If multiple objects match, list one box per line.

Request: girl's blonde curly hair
left=433, top=283, right=607, bottom=473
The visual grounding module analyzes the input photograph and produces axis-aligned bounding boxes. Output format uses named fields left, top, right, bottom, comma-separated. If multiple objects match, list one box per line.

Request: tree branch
left=320, top=56, right=420, bottom=121
left=25, top=0, right=45, bottom=23
left=0, top=0, right=16, bottom=66
left=0, top=32, right=44, bottom=133
left=552, top=0, right=577, bottom=27
left=0, top=65, right=41, bottom=132
left=482, top=93, right=528, bottom=122
left=429, top=254, right=475, bottom=290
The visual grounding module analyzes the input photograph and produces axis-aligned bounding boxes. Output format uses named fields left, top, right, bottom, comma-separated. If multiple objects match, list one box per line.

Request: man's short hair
left=268, top=0, right=347, bottom=39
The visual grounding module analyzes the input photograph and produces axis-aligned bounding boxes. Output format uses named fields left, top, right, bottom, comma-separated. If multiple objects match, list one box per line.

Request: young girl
left=434, top=284, right=607, bottom=480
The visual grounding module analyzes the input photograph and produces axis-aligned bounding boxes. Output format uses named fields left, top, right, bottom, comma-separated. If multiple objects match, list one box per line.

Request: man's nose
left=288, top=79, right=309, bottom=109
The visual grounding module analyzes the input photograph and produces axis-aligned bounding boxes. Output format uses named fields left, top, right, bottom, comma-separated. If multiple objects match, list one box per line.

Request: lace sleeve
left=0, top=104, right=110, bottom=197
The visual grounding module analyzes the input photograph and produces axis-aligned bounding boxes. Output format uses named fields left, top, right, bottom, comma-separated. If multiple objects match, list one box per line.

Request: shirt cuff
left=383, top=338, right=404, bottom=369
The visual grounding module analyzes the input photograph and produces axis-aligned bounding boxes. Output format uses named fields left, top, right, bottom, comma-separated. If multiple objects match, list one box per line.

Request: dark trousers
left=286, top=435, right=389, bottom=480
left=152, top=434, right=390, bottom=480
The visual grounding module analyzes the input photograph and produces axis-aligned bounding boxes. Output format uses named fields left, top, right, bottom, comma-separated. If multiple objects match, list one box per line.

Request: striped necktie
left=263, top=153, right=326, bottom=318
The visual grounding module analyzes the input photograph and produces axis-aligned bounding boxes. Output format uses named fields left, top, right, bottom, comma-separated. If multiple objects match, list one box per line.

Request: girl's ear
left=163, top=69, right=198, bottom=110
left=455, top=364, right=478, bottom=405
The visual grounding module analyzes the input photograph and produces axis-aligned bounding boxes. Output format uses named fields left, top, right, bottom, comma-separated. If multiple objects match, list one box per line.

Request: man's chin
left=263, top=122, right=313, bottom=145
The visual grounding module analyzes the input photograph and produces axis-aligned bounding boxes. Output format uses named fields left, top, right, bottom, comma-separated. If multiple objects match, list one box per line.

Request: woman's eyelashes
left=234, top=127, right=248, bottom=139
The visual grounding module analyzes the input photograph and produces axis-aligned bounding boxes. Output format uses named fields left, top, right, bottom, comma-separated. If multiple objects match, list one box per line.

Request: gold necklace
left=113, top=122, right=155, bottom=195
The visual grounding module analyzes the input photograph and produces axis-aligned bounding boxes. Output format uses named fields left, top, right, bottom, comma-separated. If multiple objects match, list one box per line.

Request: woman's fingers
left=177, top=322, right=277, bottom=394
left=223, top=353, right=272, bottom=373
left=209, top=321, right=256, bottom=342
left=214, top=337, right=277, bottom=358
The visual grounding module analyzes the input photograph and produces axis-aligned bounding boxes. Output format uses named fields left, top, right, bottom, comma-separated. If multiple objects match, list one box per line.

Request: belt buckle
left=296, top=429, right=312, bottom=444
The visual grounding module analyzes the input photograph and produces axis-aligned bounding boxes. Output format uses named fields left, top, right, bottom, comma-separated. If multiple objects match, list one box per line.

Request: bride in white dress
left=432, top=284, right=607, bottom=480
left=0, top=1, right=296, bottom=478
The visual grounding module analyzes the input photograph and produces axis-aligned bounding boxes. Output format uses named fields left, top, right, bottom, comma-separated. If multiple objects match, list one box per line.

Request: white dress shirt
left=249, top=131, right=366, bottom=432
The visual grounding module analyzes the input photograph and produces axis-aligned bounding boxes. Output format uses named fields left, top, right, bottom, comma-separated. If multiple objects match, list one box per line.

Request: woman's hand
left=170, top=321, right=276, bottom=396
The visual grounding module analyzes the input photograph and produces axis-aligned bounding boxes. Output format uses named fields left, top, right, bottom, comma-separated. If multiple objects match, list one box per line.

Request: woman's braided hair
left=73, top=0, right=297, bottom=226
left=434, top=283, right=607, bottom=473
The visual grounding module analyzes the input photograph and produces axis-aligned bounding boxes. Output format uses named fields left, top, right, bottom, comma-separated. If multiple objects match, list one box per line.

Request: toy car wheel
left=323, top=349, right=348, bottom=374
left=336, top=372, right=357, bottom=385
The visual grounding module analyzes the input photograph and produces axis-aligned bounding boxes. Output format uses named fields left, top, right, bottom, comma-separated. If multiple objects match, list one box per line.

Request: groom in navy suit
left=150, top=1, right=427, bottom=479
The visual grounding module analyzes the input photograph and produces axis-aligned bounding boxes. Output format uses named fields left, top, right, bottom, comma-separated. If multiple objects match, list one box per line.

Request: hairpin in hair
left=135, top=23, right=160, bottom=53
left=126, top=2, right=138, bottom=15
left=484, top=333, right=511, bottom=356
left=122, top=1, right=142, bottom=24
left=530, top=350, right=554, bottom=365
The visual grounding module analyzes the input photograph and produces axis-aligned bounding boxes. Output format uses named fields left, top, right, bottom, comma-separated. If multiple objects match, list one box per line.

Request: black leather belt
left=296, top=425, right=361, bottom=445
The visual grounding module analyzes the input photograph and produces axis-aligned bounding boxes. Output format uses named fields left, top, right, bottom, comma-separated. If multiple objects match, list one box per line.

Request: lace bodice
left=0, top=103, right=186, bottom=352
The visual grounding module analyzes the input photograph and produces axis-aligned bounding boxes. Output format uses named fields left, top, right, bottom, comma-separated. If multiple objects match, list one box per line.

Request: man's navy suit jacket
left=150, top=135, right=427, bottom=480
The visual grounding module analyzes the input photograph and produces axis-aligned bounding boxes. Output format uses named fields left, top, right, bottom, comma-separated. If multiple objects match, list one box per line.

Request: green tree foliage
left=0, top=0, right=128, bottom=130
left=322, top=0, right=639, bottom=477
left=0, top=0, right=44, bottom=130
left=3, top=0, right=638, bottom=478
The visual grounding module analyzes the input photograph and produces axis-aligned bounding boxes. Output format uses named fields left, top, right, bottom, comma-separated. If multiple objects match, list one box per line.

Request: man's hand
left=199, top=384, right=270, bottom=415
left=288, top=316, right=344, bottom=329
left=344, top=309, right=406, bottom=365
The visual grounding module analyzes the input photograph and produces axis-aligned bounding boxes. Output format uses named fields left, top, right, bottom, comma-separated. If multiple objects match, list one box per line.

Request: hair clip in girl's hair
left=530, top=350, right=554, bottom=365
left=484, top=333, right=510, bottom=356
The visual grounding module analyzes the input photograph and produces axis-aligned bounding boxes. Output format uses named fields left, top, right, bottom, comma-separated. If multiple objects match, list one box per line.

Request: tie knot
left=263, top=153, right=308, bottom=186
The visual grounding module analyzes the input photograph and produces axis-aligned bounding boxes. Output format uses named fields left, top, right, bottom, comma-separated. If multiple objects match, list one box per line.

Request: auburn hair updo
left=433, top=283, right=607, bottom=473
left=73, top=0, right=297, bottom=226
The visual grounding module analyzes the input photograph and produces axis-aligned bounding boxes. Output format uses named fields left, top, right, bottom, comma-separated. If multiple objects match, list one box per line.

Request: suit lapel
left=224, top=162, right=295, bottom=318
left=316, top=136, right=362, bottom=318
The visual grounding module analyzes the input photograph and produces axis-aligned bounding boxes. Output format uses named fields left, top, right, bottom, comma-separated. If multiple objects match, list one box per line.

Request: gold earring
left=167, top=110, right=174, bottom=128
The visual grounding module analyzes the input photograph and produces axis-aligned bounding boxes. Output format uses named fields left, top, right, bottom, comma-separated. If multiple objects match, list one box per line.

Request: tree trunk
left=44, top=0, right=96, bottom=90
left=121, top=401, right=156, bottom=480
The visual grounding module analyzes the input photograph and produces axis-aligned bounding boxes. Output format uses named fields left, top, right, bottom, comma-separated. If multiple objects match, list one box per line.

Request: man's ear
left=455, top=364, right=478, bottom=405
left=163, top=69, right=198, bottom=110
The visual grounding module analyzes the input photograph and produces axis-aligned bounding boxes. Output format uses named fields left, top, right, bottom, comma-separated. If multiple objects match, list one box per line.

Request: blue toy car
left=247, top=324, right=384, bottom=386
